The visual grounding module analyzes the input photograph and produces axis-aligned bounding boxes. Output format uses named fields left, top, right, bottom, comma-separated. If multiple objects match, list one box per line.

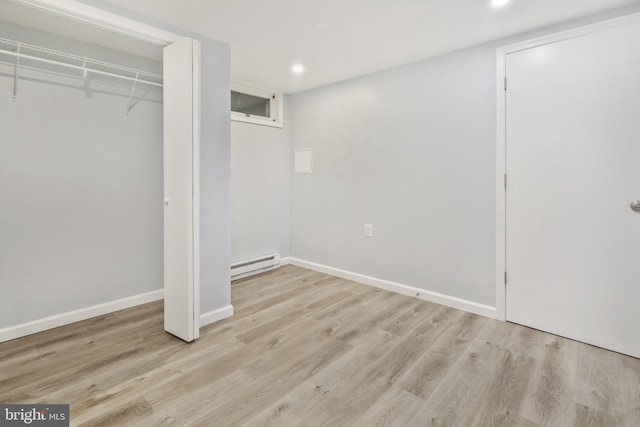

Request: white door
left=505, top=19, right=640, bottom=358
left=163, top=38, right=201, bottom=342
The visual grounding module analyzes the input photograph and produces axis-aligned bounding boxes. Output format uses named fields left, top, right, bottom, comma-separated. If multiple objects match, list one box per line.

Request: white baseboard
left=0, top=289, right=164, bottom=343
left=200, top=304, right=234, bottom=328
left=280, top=257, right=291, bottom=266
left=288, top=258, right=497, bottom=319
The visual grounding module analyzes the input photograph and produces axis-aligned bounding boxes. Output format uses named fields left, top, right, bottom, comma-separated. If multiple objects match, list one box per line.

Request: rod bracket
left=126, top=71, right=140, bottom=115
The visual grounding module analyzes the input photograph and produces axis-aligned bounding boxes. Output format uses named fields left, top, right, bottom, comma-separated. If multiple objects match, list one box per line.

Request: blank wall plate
left=295, top=148, right=313, bottom=174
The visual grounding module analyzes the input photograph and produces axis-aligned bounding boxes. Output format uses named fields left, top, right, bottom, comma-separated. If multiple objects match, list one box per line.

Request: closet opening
left=0, top=0, right=200, bottom=343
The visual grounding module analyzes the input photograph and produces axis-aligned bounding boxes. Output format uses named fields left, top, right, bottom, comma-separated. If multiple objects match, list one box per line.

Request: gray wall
left=0, top=21, right=163, bottom=327
left=290, top=46, right=497, bottom=306
left=289, top=4, right=640, bottom=308
left=231, top=97, right=290, bottom=263
left=82, top=0, right=232, bottom=316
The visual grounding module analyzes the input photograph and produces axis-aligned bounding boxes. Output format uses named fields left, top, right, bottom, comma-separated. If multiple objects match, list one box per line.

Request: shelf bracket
left=126, top=71, right=140, bottom=115
left=13, top=45, right=20, bottom=100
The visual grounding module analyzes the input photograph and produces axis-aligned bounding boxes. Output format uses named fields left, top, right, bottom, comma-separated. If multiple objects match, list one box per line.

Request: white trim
left=13, top=0, right=180, bottom=45
left=200, top=305, right=234, bottom=328
left=495, top=11, right=640, bottom=322
left=0, top=290, right=163, bottom=343
left=231, top=114, right=283, bottom=128
left=280, top=257, right=291, bottom=266
left=288, top=258, right=497, bottom=319
left=192, top=39, right=202, bottom=339
left=495, top=48, right=507, bottom=322
left=498, top=11, right=640, bottom=56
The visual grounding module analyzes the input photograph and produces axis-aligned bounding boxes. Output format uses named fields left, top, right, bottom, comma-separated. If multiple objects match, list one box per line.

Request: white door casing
left=497, top=14, right=640, bottom=357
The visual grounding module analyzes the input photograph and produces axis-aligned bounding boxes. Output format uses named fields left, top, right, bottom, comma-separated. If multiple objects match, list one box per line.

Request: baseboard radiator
left=231, top=253, right=281, bottom=280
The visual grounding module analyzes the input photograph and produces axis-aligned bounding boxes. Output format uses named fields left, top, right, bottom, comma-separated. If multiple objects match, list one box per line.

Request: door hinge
left=504, top=76, right=507, bottom=91
left=504, top=174, right=507, bottom=190
left=504, top=271, right=507, bottom=285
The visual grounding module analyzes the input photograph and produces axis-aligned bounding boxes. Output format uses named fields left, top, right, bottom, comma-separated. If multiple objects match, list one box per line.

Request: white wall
left=0, top=21, right=163, bottom=328
left=289, top=4, right=640, bottom=309
left=290, top=46, right=497, bottom=306
left=231, top=97, right=290, bottom=263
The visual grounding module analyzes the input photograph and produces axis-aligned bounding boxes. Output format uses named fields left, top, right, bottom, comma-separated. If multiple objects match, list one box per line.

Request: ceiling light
left=491, top=0, right=511, bottom=6
left=292, top=64, right=305, bottom=75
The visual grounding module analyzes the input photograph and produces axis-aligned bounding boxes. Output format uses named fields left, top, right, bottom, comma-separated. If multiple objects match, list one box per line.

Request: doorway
left=497, top=13, right=640, bottom=358
left=0, top=0, right=200, bottom=343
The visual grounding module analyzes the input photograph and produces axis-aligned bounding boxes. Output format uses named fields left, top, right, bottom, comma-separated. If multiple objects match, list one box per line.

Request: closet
left=0, top=1, right=200, bottom=343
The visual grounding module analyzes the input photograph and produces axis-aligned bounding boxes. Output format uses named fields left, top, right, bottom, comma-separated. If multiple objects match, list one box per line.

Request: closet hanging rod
left=0, top=37, right=162, bottom=88
left=0, top=50, right=163, bottom=87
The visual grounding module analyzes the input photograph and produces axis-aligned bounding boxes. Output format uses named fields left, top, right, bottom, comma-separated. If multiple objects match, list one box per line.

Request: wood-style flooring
left=1, top=265, right=639, bottom=426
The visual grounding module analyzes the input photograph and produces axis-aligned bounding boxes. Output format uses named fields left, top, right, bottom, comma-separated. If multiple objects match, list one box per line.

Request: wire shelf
left=0, top=37, right=163, bottom=87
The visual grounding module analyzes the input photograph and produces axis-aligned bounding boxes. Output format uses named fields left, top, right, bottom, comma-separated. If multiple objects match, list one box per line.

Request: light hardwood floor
left=1, top=265, right=639, bottom=426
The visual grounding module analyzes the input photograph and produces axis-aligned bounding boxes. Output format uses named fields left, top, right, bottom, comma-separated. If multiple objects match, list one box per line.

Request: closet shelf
left=0, top=37, right=163, bottom=88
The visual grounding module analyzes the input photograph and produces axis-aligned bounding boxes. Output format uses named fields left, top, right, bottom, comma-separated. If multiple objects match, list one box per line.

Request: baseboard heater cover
left=231, top=253, right=281, bottom=280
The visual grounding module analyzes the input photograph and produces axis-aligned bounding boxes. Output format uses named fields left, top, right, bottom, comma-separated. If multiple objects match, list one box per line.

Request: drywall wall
left=82, top=0, right=232, bottom=318
left=290, top=45, right=497, bottom=307
left=231, top=97, right=290, bottom=263
left=0, top=21, right=163, bottom=328
left=290, top=4, right=640, bottom=308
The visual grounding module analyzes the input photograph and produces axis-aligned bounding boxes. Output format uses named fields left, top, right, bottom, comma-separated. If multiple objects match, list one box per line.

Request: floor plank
left=1, top=265, right=639, bottom=426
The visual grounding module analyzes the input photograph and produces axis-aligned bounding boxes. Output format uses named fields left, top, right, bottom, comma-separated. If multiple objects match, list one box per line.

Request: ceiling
left=100, top=0, right=639, bottom=93
left=6, top=0, right=640, bottom=93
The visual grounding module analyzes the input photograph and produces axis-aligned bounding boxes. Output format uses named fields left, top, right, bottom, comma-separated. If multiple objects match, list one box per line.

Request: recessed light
left=292, top=64, right=305, bottom=75
left=491, top=0, right=511, bottom=6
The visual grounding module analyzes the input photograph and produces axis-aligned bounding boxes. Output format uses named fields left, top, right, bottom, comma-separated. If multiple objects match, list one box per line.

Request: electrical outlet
left=364, top=224, right=373, bottom=237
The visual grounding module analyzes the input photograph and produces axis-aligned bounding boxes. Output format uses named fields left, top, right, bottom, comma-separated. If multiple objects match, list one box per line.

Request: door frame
left=495, top=11, right=640, bottom=322
left=13, top=0, right=180, bottom=45
left=12, top=0, right=201, bottom=339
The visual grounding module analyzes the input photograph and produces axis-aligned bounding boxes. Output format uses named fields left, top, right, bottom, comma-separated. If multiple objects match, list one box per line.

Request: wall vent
left=231, top=253, right=281, bottom=280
